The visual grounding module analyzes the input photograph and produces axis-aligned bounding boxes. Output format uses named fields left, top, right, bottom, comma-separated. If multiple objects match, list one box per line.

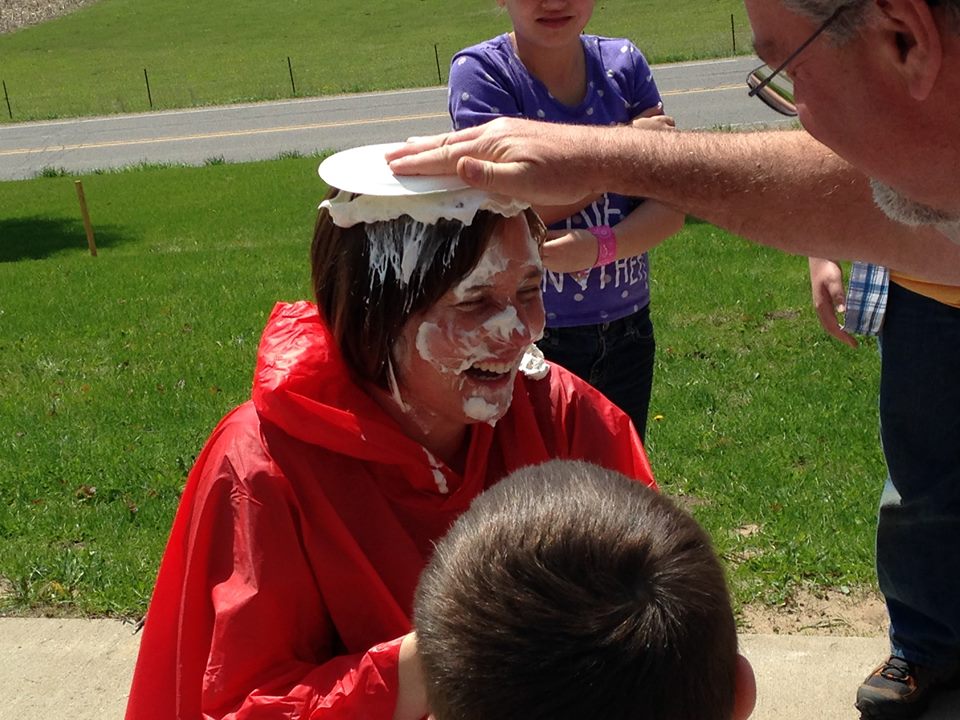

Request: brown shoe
left=855, top=656, right=955, bottom=720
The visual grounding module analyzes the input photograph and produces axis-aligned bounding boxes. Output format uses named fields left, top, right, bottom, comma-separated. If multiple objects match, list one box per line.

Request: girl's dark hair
left=311, top=187, right=544, bottom=388
left=415, top=460, right=739, bottom=720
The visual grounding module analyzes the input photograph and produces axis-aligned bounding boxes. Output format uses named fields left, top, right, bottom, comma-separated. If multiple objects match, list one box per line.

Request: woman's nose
left=482, top=304, right=535, bottom=345
left=511, top=305, right=544, bottom=348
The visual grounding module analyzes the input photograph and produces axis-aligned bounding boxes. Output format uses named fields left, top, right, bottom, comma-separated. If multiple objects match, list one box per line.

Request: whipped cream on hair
left=319, top=188, right=529, bottom=228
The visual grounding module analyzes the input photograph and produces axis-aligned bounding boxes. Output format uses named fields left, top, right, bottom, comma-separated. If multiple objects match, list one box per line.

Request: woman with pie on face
left=124, top=159, right=655, bottom=720
left=449, top=0, right=685, bottom=441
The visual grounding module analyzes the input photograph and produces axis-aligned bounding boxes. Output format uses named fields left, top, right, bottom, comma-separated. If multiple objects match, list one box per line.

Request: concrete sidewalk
left=3, top=618, right=959, bottom=719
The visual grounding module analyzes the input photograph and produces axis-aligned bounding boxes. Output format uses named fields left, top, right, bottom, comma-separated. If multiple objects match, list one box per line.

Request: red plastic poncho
left=125, top=301, right=654, bottom=720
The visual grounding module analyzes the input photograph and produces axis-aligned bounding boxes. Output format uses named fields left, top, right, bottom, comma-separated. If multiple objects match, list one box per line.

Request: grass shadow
left=0, top=216, right=129, bottom=262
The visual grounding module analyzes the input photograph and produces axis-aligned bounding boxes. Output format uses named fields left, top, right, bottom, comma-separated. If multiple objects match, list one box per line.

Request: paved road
left=0, top=56, right=791, bottom=182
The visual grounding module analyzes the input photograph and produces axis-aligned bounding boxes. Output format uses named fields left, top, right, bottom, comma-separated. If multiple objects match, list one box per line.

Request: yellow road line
left=0, top=84, right=743, bottom=158
left=0, top=111, right=447, bottom=158
left=661, top=83, right=742, bottom=96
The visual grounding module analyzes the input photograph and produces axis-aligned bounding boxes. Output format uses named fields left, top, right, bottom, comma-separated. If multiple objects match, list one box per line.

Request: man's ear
left=732, top=653, right=757, bottom=720
left=872, top=0, right=943, bottom=100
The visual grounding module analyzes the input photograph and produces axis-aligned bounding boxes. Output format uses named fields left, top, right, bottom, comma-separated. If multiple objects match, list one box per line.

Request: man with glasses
left=387, top=1, right=960, bottom=718
left=389, top=0, right=960, bottom=279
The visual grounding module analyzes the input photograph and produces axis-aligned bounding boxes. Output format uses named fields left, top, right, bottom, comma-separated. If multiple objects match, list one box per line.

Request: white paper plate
left=318, top=142, right=468, bottom=196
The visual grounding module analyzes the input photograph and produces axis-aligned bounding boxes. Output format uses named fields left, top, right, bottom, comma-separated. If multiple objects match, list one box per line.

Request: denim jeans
left=537, top=305, right=654, bottom=440
left=877, top=282, right=960, bottom=670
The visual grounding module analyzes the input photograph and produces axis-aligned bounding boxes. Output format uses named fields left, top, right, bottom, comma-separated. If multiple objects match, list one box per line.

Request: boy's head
left=414, top=459, right=755, bottom=720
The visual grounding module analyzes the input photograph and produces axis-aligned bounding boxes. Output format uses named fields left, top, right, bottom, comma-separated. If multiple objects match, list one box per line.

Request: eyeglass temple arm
left=747, top=5, right=845, bottom=98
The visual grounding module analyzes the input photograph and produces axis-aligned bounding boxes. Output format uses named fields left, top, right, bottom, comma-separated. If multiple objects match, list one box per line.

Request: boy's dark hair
left=414, top=459, right=738, bottom=720
left=311, top=187, right=544, bottom=389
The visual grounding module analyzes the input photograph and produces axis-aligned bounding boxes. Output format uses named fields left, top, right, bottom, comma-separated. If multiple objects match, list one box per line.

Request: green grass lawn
left=647, top=220, right=883, bottom=607
left=0, top=0, right=753, bottom=122
left=0, top=157, right=885, bottom=618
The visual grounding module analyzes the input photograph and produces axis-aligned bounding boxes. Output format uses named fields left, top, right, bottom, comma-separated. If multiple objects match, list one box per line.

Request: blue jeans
left=877, top=282, right=960, bottom=670
left=537, top=306, right=654, bottom=440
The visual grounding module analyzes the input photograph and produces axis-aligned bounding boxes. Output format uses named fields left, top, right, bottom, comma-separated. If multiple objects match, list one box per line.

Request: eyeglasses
left=745, top=5, right=846, bottom=117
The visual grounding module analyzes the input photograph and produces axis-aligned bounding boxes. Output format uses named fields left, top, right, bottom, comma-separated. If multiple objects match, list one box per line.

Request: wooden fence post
left=144, top=68, right=153, bottom=109
left=287, top=56, right=297, bottom=96
left=75, top=180, right=98, bottom=257
left=2, top=80, right=11, bottom=120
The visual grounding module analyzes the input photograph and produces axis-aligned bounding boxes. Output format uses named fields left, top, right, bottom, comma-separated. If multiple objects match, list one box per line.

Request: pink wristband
left=588, top=225, right=617, bottom=268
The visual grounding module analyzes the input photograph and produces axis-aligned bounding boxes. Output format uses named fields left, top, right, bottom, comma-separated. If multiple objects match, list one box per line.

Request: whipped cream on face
left=463, top=397, right=501, bottom=422
left=413, top=239, right=534, bottom=377
left=415, top=320, right=521, bottom=377
left=320, top=188, right=529, bottom=228
left=412, top=235, right=539, bottom=426
left=451, top=240, right=511, bottom=300
left=482, top=305, right=525, bottom=341
left=518, top=344, right=550, bottom=380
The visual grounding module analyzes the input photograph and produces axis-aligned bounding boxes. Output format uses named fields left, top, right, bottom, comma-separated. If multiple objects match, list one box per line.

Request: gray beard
left=870, top=178, right=960, bottom=245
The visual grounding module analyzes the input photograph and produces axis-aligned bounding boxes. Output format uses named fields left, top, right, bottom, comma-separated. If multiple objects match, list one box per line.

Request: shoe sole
left=856, top=696, right=931, bottom=720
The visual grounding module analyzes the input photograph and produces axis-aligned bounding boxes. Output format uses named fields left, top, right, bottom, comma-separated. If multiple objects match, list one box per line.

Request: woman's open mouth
left=464, top=359, right=516, bottom=382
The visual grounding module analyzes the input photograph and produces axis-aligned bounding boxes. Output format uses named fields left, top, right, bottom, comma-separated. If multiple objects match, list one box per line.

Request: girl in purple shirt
left=448, top=0, right=683, bottom=440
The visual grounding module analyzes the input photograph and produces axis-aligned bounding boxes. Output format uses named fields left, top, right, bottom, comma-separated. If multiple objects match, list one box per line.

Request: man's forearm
left=593, top=128, right=960, bottom=283
left=387, top=120, right=960, bottom=283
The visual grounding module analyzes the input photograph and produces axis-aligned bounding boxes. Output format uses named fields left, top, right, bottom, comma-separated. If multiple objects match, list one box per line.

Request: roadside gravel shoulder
left=0, top=0, right=100, bottom=35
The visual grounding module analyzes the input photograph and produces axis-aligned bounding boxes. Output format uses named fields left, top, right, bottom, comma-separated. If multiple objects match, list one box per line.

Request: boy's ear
left=733, top=653, right=757, bottom=720
left=872, top=0, right=943, bottom=100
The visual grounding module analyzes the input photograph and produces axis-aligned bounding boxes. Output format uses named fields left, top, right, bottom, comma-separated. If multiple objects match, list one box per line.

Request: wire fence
left=0, top=16, right=753, bottom=123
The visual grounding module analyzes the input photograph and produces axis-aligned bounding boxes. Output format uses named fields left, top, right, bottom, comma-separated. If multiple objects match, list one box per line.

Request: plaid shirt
left=843, top=262, right=889, bottom=336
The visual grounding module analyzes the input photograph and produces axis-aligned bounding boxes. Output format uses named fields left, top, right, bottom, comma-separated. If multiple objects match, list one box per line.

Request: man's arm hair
left=597, top=128, right=960, bottom=282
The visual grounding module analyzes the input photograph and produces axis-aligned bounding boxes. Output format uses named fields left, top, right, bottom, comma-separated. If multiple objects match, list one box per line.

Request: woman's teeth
left=470, top=360, right=515, bottom=375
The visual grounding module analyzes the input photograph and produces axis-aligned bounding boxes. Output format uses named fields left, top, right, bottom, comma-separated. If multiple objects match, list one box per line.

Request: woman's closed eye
left=457, top=287, right=539, bottom=312
left=454, top=296, right=488, bottom=311
left=518, top=285, right=542, bottom=303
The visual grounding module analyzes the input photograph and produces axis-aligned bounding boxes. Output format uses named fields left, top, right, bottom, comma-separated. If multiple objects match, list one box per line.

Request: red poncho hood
left=252, top=300, right=432, bottom=466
